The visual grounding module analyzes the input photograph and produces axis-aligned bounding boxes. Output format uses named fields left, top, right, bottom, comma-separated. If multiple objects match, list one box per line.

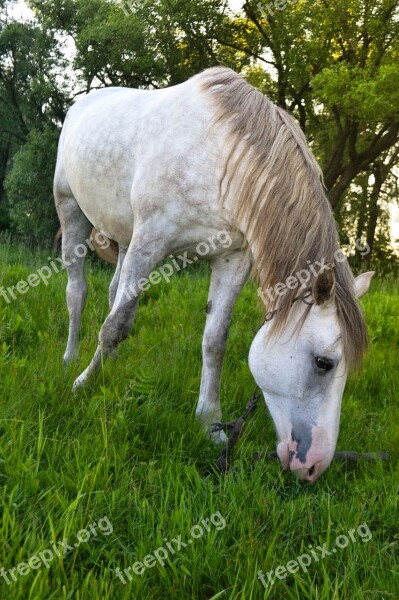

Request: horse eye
left=315, top=357, right=334, bottom=372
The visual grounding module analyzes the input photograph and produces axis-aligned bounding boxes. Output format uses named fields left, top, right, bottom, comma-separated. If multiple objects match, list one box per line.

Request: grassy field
left=0, top=241, right=398, bottom=600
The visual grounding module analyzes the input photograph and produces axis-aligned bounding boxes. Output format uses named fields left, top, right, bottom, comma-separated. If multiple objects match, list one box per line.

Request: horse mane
left=199, top=66, right=368, bottom=370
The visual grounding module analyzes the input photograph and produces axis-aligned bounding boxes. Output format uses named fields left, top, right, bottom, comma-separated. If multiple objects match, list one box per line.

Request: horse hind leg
left=55, top=190, right=92, bottom=365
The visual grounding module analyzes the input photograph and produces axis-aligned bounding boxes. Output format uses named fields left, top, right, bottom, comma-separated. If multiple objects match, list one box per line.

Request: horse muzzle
left=277, top=432, right=335, bottom=482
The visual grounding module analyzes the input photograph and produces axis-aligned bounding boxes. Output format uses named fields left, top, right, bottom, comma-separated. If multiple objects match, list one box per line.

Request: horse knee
left=99, top=305, right=133, bottom=350
left=202, top=334, right=226, bottom=362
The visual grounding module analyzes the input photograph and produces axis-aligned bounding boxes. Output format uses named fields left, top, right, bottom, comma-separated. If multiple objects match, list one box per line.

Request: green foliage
left=0, top=6, right=69, bottom=241
left=5, top=127, right=60, bottom=245
left=0, top=0, right=398, bottom=266
left=0, top=17, right=69, bottom=131
left=31, top=0, right=232, bottom=87
left=312, top=63, right=399, bottom=125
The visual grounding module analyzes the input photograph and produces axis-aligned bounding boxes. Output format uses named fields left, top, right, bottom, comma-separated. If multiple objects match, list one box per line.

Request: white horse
left=54, top=67, right=374, bottom=482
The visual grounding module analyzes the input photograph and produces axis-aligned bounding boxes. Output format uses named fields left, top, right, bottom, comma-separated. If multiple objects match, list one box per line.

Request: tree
left=5, top=127, right=60, bottom=245
left=226, top=1, right=399, bottom=208
left=1, top=0, right=398, bottom=265
left=0, top=2, right=69, bottom=240
left=218, top=0, right=399, bottom=265
left=29, top=0, right=233, bottom=88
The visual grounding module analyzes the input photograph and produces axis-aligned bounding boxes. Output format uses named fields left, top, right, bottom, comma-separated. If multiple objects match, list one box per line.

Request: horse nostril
left=308, top=464, right=316, bottom=477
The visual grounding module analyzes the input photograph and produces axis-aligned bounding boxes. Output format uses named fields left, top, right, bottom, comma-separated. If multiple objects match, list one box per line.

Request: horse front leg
left=196, top=251, right=251, bottom=444
left=72, top=230, right=171, bottom=391
left=108, top=244, right=127, bottom=361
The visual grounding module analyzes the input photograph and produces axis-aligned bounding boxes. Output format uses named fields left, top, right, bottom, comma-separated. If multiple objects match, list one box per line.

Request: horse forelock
left=199, top=66, right=368, bottom=370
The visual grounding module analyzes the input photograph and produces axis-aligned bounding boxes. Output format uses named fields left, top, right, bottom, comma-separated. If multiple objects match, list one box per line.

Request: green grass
left=0, top=242, right=398, bottom=600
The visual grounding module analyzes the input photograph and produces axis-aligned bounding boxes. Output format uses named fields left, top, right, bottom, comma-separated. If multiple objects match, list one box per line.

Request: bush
left=5, top=127, right=60, bottom=247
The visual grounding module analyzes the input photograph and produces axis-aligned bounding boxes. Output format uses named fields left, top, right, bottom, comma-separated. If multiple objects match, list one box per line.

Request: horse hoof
left=63, top=356, right=73, bottom=369
left=72, top=374, right=86, bottom=393
left=211, top=430, right=228, bottom=446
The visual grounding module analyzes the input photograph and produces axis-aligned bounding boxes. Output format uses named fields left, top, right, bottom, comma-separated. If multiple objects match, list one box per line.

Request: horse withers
left=54, top=67, right=373, bottom=481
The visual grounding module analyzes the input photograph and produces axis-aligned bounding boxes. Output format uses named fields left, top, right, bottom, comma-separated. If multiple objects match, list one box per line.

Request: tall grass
left=0, top=242, right=397, bottom=599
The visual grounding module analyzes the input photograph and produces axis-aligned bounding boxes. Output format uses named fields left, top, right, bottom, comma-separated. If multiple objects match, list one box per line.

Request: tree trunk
left=365, top=163, right=384, bottom=267
left=356, top=177, right=369, bottom=241
left=0, top=143, right=10, bottom=202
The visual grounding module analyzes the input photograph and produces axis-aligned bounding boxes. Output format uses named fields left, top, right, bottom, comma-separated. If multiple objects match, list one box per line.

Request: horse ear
left=354, top=271, right=375, bottom=299
left=312, top=266, right=336, bottom=306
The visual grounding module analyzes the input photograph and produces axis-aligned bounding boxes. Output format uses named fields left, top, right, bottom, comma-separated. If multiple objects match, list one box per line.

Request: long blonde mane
left=200, top=67, right=368, bottom=370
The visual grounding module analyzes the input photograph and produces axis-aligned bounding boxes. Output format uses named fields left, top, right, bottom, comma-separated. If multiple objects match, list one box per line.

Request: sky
left=5, top=1, right=399, bottom=246
left=8, top=0, right=31, bottom=19
left=390, top=203, right=399, bottom=246
left=229, top=0, right=243, bottom=10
